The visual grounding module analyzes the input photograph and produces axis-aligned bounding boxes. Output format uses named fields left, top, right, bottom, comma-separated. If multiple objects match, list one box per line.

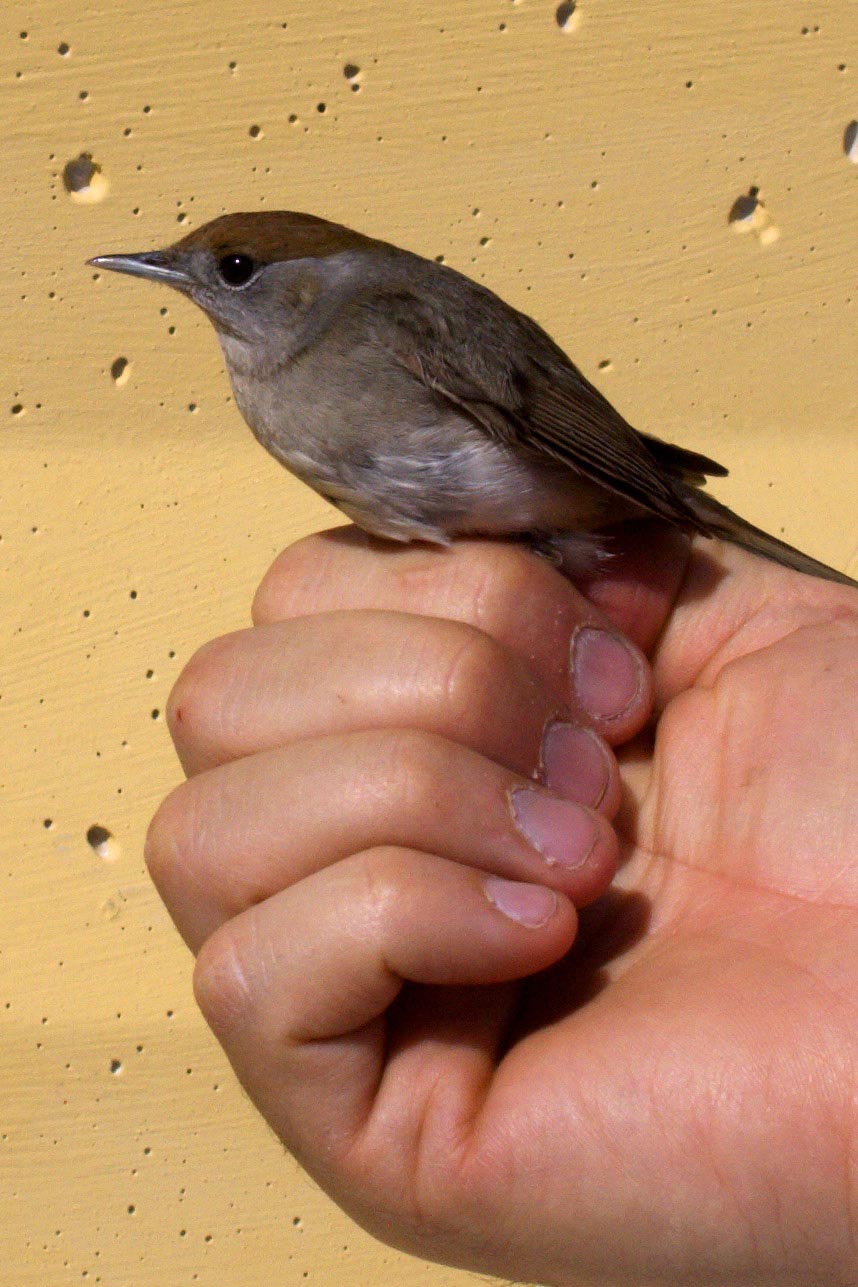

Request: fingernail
left=571, top=626, right=642, bottom=721
left=484, top=875, right=558, bottom=927
left=509, top=788, right=597, bottom=869
left=540, top=721, right=610, bottom=808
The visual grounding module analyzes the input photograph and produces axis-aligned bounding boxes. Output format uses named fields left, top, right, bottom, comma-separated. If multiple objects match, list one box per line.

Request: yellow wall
left=3, top=2, right=856, bottom=1283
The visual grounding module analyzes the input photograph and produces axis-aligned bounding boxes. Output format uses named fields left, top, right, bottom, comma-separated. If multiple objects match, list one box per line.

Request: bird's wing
left=371, top=273, right=720, bottom=532
left=636, top=432, right=728, bottom=483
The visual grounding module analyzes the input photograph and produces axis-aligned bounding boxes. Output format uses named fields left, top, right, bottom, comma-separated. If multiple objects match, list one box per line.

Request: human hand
left=146, top=525, right=858, bottom=1287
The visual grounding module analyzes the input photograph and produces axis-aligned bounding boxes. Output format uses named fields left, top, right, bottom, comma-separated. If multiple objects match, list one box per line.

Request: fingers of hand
left=147, top=727, right=620, bottom=952
left=168, top=611, right=553, bottom=778
left=575, top=518, right=691, bottom=651
left=192, top=846, right=577, bottom=1157
left=250, top=531, right=653, bottom=742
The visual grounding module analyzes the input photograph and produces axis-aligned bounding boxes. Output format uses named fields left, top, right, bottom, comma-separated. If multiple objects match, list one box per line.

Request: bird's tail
left=679, top=487, right=858, bottom=589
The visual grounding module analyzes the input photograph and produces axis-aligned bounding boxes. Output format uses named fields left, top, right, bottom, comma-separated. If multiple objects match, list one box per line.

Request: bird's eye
left=217, top=253, right=256, bottom=286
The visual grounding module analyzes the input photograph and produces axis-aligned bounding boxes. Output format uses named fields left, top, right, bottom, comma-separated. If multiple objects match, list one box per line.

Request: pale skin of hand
left=146, top=522, right=858, bottom=1287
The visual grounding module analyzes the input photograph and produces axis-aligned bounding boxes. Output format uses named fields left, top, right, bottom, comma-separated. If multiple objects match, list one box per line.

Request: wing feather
left=367, top=264, right=723, bottom=533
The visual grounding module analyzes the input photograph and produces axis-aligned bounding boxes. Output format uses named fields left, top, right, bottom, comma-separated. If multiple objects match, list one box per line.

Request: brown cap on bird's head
left=87, top=210, right=394, bottom=292
left=172, top=210, right=391, bottom=265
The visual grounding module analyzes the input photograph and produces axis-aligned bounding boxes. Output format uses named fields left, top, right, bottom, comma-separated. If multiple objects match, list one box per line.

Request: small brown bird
left=89, top=211, right=856, bottom=588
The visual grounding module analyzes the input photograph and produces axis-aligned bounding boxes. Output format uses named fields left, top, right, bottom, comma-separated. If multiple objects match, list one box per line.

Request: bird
left=89, top=210, right=856, bottom=589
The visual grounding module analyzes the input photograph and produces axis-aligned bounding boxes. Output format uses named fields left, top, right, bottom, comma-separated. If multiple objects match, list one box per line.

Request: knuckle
left=366, top=727, right=451, bottom=816
left=193, top=921, right=254, bottom=1040
left=433, top=625, right=508, bottom=731
left=144, top=779, right=204, bottom=896
left=251, top=545, right=302, bottom=624
left=459, top=542, right=544, bottom=634
left=349, top=845, right=410, bottom=925
left=251, top=530, right=341, bottom=624
left=165, top=633, right=237, bottom=755
left=143, top=789, right=181, bottom=889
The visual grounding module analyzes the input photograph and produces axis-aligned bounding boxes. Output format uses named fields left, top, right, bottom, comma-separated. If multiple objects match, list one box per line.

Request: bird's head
left=88, top=210, right=393, bottom=344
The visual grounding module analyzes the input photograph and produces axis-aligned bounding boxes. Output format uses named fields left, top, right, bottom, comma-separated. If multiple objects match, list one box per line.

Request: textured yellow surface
left=2, top=2, right=857, bottom=1284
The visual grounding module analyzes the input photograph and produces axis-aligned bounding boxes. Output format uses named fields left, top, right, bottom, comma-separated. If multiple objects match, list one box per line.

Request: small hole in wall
left=727, top=185, right=779, bottom=245
left=110, top=357, right=130, bottom=385
left=63, top=154, right=95, bottom=190
left=555, top=2, right=580, bottom=32
left=844, top=120, right=858, bottom=162
left=63, top=153, right=108, bottom=204
left=728, top=185, right=760, bottom=224
left=86, top=825, right=121, bottom=861
left=57, top=41, right=70, bottom=56
left=249, top=124, right=262, bottom=138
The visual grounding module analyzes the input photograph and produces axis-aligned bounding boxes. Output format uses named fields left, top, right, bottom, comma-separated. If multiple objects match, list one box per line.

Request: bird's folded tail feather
left=679, top=487, right=858, bottom=589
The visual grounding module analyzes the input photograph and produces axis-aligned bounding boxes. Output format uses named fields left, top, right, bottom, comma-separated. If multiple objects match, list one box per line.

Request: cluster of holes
left=239, top=49, right=372, bottom=141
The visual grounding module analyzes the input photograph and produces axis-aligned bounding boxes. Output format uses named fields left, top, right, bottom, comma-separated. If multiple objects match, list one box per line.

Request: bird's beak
left=87, top=251, right=192, bottom=288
